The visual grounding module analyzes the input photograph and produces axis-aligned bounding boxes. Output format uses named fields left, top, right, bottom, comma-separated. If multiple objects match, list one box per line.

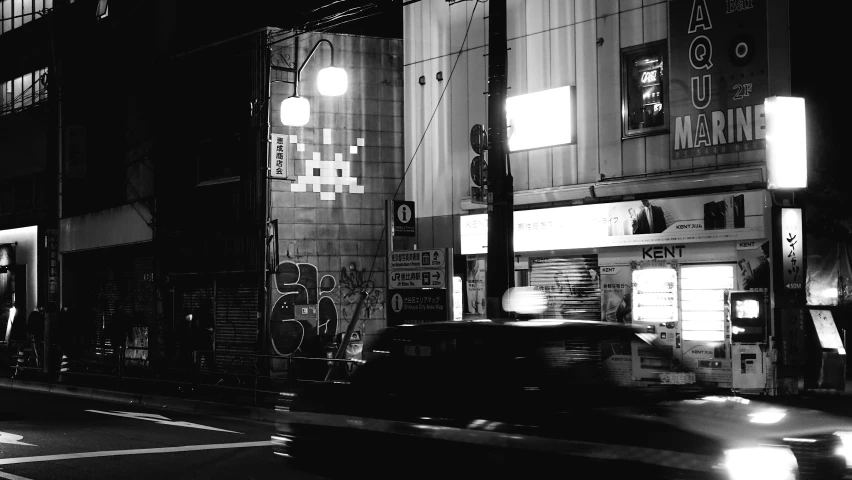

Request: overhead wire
left=363, top=0, right=481, bottom=286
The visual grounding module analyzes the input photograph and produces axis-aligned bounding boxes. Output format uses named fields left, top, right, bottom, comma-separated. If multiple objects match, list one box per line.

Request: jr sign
left=669, top=0, right=768, bottom=160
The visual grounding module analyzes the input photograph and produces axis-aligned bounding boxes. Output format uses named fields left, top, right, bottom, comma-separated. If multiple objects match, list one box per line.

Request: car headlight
left=723, top=446, right=798, bottom=480
left=835, top=431, right=852, bottom=467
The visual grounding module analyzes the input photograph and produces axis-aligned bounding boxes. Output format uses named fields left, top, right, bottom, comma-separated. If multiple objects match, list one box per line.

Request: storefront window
left=622, top=40, right=668, bottom=137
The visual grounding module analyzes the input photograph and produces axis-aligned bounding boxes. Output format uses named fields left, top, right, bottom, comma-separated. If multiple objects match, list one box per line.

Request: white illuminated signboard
left=766, top=96, right=807, bottom=189
left=506, top=85, right=574, bottom=152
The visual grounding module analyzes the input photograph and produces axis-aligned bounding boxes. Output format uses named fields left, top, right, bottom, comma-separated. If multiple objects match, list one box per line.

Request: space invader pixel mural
left=289, top=128, right=365, bottom=201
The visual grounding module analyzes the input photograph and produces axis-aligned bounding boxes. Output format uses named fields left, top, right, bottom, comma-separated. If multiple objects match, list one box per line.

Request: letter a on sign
left=688, top=0, right=713, bottom=34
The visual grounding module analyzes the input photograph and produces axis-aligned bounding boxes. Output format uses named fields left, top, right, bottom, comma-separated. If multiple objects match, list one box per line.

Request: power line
left=364, top=0, right=481, bottom=286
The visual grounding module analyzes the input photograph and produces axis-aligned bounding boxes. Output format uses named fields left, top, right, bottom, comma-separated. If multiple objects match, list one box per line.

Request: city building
left=403, top=0, right=825, bottom=393
left=0, top=0, right=403, bottom=378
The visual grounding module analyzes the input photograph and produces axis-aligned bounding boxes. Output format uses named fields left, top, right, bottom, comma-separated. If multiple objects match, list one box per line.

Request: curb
left=0, top=378, right=279, bottom=424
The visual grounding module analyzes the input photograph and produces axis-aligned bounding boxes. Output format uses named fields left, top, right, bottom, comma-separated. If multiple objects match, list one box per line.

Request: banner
left=461, top=191, right=766, bottom=254
left=669, top=0, right=768, bottom=159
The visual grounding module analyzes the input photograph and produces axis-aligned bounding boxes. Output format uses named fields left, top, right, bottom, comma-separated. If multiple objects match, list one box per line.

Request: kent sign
left=669, top=0, right=768, bottom=159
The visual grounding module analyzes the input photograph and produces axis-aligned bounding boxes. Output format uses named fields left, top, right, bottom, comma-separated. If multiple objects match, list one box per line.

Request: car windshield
left=352, top=321, right=718, bottom=415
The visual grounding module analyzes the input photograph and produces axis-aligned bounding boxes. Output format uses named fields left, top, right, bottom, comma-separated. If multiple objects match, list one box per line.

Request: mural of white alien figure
left=269, top=261, right=338, bottom=372
left=288, top=129, right=366, bottom=201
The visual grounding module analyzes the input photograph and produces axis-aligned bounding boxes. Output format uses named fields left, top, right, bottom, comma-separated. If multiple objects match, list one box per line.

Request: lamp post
left=274, top=36, right=348, bottom=127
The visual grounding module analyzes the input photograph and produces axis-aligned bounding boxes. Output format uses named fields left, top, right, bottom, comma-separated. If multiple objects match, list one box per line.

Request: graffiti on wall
left=269, top=261, right=338, bottom=358
left=288, top=130, right=366, bottom=201
left=339, top=264, right=384, bottom=322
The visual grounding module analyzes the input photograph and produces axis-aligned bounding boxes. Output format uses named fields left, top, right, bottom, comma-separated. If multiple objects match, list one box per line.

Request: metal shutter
left=214, top=274, right=258, bottom=374
left=529, top=256, right=601, bottom=321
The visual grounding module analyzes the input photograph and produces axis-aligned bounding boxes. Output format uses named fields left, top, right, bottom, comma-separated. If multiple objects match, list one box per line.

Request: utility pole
left=486, top=0, right=514, bottom=321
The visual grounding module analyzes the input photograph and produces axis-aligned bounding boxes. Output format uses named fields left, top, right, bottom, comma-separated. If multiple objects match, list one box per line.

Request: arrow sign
left=86, top=410, right=241, bottom=434
left=389, top=269, right=444, bottom=289
left=0, top=432, right=34, bottom=446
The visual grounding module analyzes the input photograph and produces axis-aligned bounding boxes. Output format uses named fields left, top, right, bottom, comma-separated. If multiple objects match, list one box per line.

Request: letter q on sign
left=689, top=36, right=714, bottom=70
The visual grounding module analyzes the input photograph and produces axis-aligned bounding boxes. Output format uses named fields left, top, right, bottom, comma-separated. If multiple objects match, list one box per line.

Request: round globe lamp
left=317, top=66, right=348, bottom=96
left=280, top=96, right=310, bottom=127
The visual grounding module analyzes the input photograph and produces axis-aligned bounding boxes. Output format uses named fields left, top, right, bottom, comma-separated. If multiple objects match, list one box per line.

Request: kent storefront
left=460, top=189, right=778, bottom=391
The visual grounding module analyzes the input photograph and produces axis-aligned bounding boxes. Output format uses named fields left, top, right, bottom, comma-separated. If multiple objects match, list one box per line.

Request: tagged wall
left=267, top=33, right=403, bottom=368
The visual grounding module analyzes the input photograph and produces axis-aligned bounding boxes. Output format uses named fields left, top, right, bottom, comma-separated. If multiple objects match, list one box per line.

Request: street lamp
left=278, top=38, right=348, bottom=127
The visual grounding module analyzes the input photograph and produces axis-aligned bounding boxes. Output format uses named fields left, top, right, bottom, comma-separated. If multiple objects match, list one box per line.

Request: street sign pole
left=446, top=247, right=454, bottom=321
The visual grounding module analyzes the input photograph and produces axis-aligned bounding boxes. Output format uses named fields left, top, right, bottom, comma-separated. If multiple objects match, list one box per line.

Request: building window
left=0, top=0, right=53, bottom=35
left=0, top=68, right=48, bottom=116
left=621, top=40, right=668, bottom=138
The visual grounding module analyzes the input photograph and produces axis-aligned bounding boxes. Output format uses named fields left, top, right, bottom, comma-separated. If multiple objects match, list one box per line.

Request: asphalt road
left=0, top=388, right=323, bottom=480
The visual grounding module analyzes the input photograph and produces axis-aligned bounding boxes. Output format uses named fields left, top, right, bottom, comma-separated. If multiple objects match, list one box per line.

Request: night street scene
left=1, top=0, right=852, bottom=479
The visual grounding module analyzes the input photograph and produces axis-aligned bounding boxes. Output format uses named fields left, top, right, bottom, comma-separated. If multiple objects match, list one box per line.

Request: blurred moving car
left=273, top=320, right=852, bottom=479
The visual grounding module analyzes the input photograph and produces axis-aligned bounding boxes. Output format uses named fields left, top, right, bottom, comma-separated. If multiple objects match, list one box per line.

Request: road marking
left=0, top=469, right=35, bottom=480
left=0, top=433, right=34, bottom=447
left=0, top=441, right=273, bottom=466
left=85, top=410, right=241, bottom=434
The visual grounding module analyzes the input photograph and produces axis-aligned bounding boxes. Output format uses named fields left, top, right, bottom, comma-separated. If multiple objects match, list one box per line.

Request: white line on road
left=0, top=441, right=273, bottom=466
left=0, top=470, right=35, bottom=480
left=85, top=410, right=242, bottom=434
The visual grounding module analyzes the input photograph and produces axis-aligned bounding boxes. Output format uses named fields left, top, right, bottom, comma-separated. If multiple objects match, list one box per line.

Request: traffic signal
left=470, top=124, right=488, bottom=204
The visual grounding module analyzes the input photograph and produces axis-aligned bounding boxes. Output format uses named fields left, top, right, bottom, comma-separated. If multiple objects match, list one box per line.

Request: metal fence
left=0, top=340, right=364, bottom=406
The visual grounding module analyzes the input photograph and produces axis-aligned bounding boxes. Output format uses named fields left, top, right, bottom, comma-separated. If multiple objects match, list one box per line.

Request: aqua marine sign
left=669, top=0, right=768, bottom=159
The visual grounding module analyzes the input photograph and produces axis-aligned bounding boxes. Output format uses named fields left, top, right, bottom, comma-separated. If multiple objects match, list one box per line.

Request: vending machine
left=631, top=267, right=677, bottom=382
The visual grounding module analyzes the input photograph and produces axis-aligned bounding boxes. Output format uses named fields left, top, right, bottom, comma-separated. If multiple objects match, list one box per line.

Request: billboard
left=669, top=0, right=768, bottom=160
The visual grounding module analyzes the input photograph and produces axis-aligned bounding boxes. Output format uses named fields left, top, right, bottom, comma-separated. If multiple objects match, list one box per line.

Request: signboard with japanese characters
left=47, top=229, right=59, bottom=303
left=389, top=269, right=445, bottom=289
left=389, top=249, right=445, bottom=270
left=387, top=289, right=448, bottom=326
left=781, top=208, right=803, bottom=294
left=270, top=133, right=287, bottom=179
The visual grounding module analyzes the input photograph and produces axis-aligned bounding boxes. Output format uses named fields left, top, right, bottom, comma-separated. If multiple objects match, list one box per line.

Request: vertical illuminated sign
left=766, top=96, right=807, bottom=189
left=781, top=208, right=803, bottom=292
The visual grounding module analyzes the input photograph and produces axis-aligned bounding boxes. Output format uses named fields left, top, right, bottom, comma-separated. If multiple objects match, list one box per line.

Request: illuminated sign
left=460, top=191, right=767, bottom=254
left=640, top=69, right=658, bottom=84
left=506, top=85, right=575, bottom=152
left=781, top=208, right=803, bottom=292
left=766, top=96, right=807, bottom=189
